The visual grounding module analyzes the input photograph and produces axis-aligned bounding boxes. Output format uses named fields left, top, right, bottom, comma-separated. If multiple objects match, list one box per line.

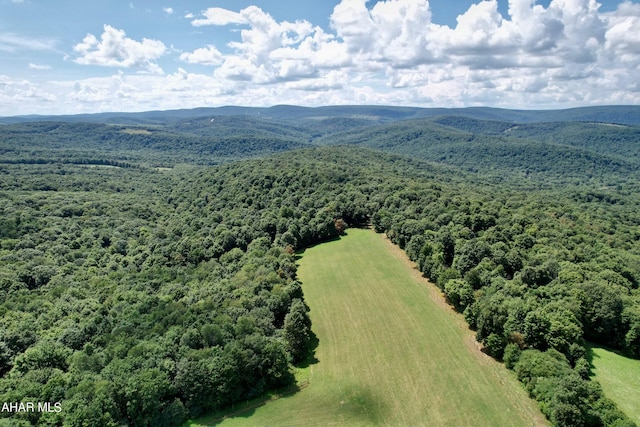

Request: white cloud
left=192, top=7, right=247, bottom=26
left=190, top=6, right=343, bottom=84
left=214, top=56, right=260, bottom=82
left=284, top=69, right=346, bottom=92
left=47, top=71, right=235, bottom=114
left=73, top=25, right=167, bottom=74
left=0, top=75, right=57, bottom=115
left=329, top=0, right=378, bottom=52
left=604, top=1, right=640, bottom=67
left=331, top=0, right=437, bottom=66
left=163, top=7, right=174, bottom=15
left=179, top=45, right=224, bottom=66
left=190, top=6, right=351, bottom=84
left=28, top=63, right=52, bottom=70
left=0, top=33, right=57, bottom=52
left=65, top=1, right=640, bottom=111
left=320, top=0, right=640, bottom=107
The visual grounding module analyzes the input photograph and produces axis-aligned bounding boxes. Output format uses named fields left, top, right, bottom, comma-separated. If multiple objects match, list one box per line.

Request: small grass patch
left=589, top=345, right=640, bottom=425
left=120, top=128, right=152, bottom=135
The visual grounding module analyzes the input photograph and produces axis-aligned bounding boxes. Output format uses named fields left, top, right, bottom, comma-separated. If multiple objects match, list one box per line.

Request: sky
left=0, top=0, right=639, bottom=116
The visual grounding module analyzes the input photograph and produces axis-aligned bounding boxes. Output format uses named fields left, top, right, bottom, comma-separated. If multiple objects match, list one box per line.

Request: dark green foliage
left=1, top=108, right=640, bottom=426
left=503, top=343, right=522, bottom=370
left=443, top=279, right=474, bottom=311
left=283, top=299, right=312, bottom=363
left=578, top=281, right=626, bottom=345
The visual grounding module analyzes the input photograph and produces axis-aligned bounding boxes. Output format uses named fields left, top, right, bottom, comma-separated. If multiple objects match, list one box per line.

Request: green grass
left=590, top=345, right=640, bottom=425
left=189, top=229, right=546, bottom=426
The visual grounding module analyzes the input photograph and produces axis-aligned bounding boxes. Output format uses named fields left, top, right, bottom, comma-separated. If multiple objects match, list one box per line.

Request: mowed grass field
left=191, top=228, right=546, bottom=426
left=590, top=346, right=640, bottom=425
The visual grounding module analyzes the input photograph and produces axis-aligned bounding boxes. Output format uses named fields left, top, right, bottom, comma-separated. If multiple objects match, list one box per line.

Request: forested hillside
left=316, top=118, right=640, bottom=186
left=0, top=120, right=312, bottom=167
left=1, top=106, right=640, bottom=426
left=3, top=106, right=639, bottom=185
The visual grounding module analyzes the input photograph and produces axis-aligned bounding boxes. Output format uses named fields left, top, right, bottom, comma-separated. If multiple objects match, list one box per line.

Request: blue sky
left=1, top=0, right=639, bottom=115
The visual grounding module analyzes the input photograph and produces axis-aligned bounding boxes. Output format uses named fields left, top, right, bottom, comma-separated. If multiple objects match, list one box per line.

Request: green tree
left=444, top=279, right=474, bottom=311
left=578, top=281, right=625, bottom=345
left=283, top=298, right=312, bottom=364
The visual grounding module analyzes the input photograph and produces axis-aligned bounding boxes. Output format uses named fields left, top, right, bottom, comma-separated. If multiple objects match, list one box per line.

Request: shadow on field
left=294, top=233, right=344, bottom=261
left=293, top=224, right=374, bottom=262
left=586, top=343, right=596, bottom=371
left=585, top=342, right=640, bottom=379
left=193, top=382, right=305, bottom=426
left=298, top=329, right=320, bottom=368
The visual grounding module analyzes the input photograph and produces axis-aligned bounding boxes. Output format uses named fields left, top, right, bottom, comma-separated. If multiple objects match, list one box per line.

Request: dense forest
left=1, top=105, right=640, bottom=426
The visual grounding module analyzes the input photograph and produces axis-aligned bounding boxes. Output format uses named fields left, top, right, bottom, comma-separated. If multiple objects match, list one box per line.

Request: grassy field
left=190, top=228, right=546, bottom=426
left=590, top=346, right=640, bottom=425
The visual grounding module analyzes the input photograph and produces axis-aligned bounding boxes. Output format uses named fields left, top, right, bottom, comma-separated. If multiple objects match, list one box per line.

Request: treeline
left=1, top=146, right=639, bottom=426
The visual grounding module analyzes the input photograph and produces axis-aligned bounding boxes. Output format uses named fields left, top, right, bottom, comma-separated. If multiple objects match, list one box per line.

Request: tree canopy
left=1, top=108, right=639, bottom=426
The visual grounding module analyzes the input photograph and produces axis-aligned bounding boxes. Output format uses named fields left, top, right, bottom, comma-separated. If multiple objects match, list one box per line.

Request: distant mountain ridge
left=2, top=104, right=639, bottom=126
left=2, top=104, right=639, bottom=185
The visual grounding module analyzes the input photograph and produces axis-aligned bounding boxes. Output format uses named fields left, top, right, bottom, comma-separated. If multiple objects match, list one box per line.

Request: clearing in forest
left=590, top=346, right=640, bottom=425
left=192, top=228, right=546, bottom=426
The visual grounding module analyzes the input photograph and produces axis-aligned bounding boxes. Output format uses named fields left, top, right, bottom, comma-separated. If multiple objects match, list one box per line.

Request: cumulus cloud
left=331, top=0, right=436, bottom=66
left=318, top=0, right=638, bottom=106
left=284, top=69, right=346, bottom=92
left=179, top=45, right=224, bottom=66
left=604, top=1, right=640, bottom=67
left=187, top=6, right=321, bottom=84
left=163, top=7, right=174, bottom=15
left=73, top=25, right=166, bottom=74
left=190, top=5, right=347, bottom=85
left=0, top=75, right=57, bottom=115
left=192, top=7, right=247, bottom=26
left=45, top=71, right=236, bottom=114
